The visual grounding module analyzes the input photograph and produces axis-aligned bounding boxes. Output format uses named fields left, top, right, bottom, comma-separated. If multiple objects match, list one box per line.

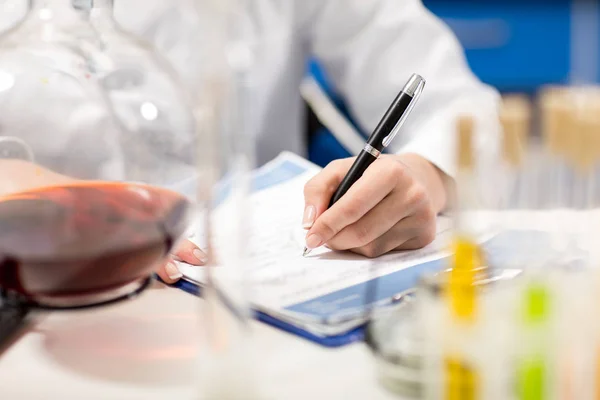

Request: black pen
left=303, top=73, right=426, bottom=256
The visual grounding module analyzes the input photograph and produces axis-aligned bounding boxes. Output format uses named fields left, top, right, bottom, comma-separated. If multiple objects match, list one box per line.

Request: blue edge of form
left=159, top=255, right=451, bottom=348
left=167, top=278, right=367, bottom=348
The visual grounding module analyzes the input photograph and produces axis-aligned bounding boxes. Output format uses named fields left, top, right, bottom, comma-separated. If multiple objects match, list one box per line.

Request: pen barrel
left=329, top=150, right=378, bottom=207
left=368, top=91, right=413, bottom=150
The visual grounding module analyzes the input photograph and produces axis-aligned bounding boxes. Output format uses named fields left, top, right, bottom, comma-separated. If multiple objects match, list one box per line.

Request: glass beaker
left=366, top=267, right=521, bottom=399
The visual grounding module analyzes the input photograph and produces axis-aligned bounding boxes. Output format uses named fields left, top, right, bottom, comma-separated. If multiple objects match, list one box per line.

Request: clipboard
left=170, top=278, right=368, bottom=348
left=168, top=258, right=447, bottom=348
left=166, top=152, right=380, bottom=346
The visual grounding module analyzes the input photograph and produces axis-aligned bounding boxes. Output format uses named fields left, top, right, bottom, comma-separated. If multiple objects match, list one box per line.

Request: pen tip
left=303, top=247, right=311, bottom=257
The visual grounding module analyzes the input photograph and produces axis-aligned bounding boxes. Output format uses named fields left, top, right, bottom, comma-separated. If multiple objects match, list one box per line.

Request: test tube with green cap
left=515, top=278, right=555, bottom=400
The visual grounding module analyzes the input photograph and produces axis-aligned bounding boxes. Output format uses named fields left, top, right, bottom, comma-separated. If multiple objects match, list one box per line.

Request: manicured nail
left=193, top=249, right=208, bottom=264
left=302, top=205, right=316, bottom=229
left=305, top=234, right=323, bottom=250
left=166, top=262, right=183, bottom=280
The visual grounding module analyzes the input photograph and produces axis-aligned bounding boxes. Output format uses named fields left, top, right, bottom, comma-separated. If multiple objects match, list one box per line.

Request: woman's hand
left=302, top=153, right=450, bottom=258
left=156, top=239, right=208, bottom=284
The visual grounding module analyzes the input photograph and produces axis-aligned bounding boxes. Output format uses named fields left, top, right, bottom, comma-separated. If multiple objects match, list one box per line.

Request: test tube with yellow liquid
left=443, top=116, right=485, bottom=400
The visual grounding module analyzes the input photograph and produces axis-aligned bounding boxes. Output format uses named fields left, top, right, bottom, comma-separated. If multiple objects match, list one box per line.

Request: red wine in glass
left=0, top=181, right=191, bottom=309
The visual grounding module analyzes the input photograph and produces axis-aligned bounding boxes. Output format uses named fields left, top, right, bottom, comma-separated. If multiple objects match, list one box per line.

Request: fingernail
left=305, top=234, right=323, bottom=250
left=166, top=262, right=183, bottom=280
left=302, top=205, right=316, bottom=229
left=193, top=249, right=208, bottom=264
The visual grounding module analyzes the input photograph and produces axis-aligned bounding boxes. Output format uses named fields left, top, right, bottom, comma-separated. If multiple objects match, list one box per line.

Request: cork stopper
left=573, top=98, right=600, bottom=172
left=500, top=95, right=531, bottom=167
left=457, top=115, right=475, bottom=170
left=540, top=86, right=572, bottom=156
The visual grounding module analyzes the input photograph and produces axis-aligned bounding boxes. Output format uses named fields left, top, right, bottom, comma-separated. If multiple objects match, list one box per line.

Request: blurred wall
left=423, top=0, right=599, bottom=93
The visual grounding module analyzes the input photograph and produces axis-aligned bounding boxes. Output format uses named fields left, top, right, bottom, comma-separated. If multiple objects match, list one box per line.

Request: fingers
left=158, top=239, right=207, bottom=285
left=157, top=258, right=183, bottom=284
left=325, top=192, right=410, bottom=251
left=348, top=210, right=437, bottom=258
left=305, top=158, right=402, bottom=250
left=326, top=179, right=431, bottom=251
left=396, top=234, right=436, bottom=251
left=172, top=239, right=207, bottom=266
left=348, top=227, right=413, bottom=258
left=302, top=158, right=353, bottom=229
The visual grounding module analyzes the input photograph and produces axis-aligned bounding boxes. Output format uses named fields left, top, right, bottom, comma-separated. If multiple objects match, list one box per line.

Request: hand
left=302, top=153, right=449, bottom=258
left=157, top=239, right=208, bottom=283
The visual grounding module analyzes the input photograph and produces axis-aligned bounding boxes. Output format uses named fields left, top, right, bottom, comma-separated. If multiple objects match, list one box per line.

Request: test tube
left=450, top=115, right=483, bottom=308
left=496, top=96, right=547, bottom=275
left=419, top=273, right=447, bottom=400
left=578, top=95, right=600, bottom=210
left=539, top=87, right=574, bottom=211
left=442, top=115, right=484, bottom=400
left=514, top=275, right=557, bottom=400
left=581, top=97, right=600, bottom=400
left=555, top=268, right=596, bottom=400
left=567, top=89, right=595, bottom=210
left=498, top=95, right=529, bottom=211
left=499, top=95, right=532, bottom=211
left=539, top=89, right=580, bottom=261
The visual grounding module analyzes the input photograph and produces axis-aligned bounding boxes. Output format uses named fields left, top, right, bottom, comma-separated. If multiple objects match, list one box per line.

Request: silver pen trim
left=381, top=74, right=426, bottom=148
left=363, top=144, right=381, bottom=158
left=403, top=74, right=426, bottom=97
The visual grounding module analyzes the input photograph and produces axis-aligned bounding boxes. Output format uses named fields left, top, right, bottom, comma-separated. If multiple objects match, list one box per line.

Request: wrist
left=394, top=153, right=452, bottom=213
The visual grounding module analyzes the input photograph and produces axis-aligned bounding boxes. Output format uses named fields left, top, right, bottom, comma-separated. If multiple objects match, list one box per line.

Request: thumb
left=302, top=158, right=353, bottom=229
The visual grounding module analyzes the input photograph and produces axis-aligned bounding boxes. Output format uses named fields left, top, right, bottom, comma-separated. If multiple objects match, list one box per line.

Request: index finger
left=302, top=158, right=353, bottom=227
left=306, top=158, right=401, bottom=249
left=172, top=239, right=207, bottom=265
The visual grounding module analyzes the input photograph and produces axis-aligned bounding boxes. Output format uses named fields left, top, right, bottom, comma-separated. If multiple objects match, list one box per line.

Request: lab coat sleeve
left=305, top=0, right=501, bottom=178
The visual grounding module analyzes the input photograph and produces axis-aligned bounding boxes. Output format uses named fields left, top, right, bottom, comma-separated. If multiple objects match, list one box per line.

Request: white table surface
left=0, top=281, right=401, bottom=400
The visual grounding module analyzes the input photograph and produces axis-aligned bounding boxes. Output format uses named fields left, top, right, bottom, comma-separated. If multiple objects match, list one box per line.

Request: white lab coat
left=1, top=0, right=500, bottom=179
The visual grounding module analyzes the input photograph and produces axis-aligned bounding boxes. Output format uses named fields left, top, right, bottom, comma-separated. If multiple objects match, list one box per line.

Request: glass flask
left=0, top=0, right=198, bottom=309
left=0, top=0, right=28, bottom=34
left=192, top=1, right=264, bottom=398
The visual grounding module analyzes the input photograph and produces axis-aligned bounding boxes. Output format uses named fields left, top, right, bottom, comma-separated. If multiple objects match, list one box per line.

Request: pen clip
left=382, top=74, right=426, bottom=148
